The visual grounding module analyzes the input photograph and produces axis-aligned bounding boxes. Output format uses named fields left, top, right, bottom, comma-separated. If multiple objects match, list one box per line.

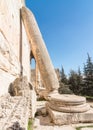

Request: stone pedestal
left=46, top=92, right=93, bottom=125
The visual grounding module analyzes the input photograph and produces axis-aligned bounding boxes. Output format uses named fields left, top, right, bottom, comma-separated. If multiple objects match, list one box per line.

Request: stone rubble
left=0, top=92, right=35, bottom=130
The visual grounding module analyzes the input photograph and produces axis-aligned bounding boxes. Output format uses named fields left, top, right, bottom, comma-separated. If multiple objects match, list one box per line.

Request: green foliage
left=82, top=53, right=93, bottom=96
left=84, top=53, right=93, bottom=77
left=58, top=86, right=73, bottom=94
left=85, top=95, right=93, bottom=101
left=60, top=53, right=93, bottom=96
left=28, top=119, right=33, bottom=130
left=60, top=66, right=68, bottom=84
left=76, top=125, right=93, bottom=130
left=68, top=68, right=82, bottom=95
left=58, top=82, right=73, bottom=94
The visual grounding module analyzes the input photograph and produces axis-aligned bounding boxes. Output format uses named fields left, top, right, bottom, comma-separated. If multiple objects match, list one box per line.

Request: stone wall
left=0, top=0, right=31, bottom=96
left=31, top=69, right=36, bottom=87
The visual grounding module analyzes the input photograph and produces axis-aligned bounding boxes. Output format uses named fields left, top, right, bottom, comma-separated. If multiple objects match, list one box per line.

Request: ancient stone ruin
left=0, top=0, right=93, bottom=130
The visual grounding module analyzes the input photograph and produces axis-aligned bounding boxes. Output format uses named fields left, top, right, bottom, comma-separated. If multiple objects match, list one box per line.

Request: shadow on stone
left=7, top=121, right=25, bottom=130
left=35, top=107, right=53, bottom=126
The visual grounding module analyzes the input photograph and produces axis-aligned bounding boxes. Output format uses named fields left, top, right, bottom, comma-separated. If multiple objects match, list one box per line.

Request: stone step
left=34, top=125, right=75, bottom=130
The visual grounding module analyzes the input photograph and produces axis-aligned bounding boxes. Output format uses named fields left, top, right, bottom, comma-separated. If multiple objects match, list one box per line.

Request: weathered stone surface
left=0, top=69, right=15, bottom=96
left=47, top=102, right=90, bottom=113
left=46, top=92, right=93, bottom=125
left=47, top=93, right=86, bottom=105
left=0, top=94, right=29, bottom=130
left=0, top=90, right=36, bottom=130
left=21, top=7, right=59, bottom=93
left=34, top=117, right=76, bottom=130
left=31, top=69, right=36, bottom=87
left=55, top=69, right=61, bottom=81
left=7, top=121, right=25, bottom=130
left=47, top=106, right=93, bottom=125
left=30, top=89, right=37, bottom=118
left=8, top=76, right=32, bottom=96
left=0, top=0, right=31, bottom=96
left=31, top=68, right=60, bottom=95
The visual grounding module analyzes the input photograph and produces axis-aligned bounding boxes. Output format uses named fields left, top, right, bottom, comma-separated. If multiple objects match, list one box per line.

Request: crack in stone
left=0, top=28, right=9, bottom=43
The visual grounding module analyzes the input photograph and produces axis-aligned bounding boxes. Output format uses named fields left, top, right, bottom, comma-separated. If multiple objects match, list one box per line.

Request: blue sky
left=26, top=0, right=93, bottom=75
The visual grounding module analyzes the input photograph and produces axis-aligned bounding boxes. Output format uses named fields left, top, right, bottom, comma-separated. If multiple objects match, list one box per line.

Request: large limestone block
left=21, top=7, right=59, bottom=92
left=0, top=69, right=15, bottom=96
left=8, top=76, right=33, bottom=96
left=0, top=0, right=31, bottom=95
left=47, top=106, right=93, bottom=125
left=0, top=0, right=24, bottom=59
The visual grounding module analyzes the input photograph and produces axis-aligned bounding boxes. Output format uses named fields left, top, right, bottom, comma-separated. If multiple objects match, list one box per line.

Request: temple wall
left=0, top=0, right=31, bottom=96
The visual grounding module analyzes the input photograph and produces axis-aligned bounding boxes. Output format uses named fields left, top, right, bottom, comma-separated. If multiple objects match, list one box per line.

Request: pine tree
left=77, top=67, right=83, bottom=94
left=68, top=70, right=78, bottom=94
left=68, top=68, right=82, bottom=95
left=83, top=54, right=93, bottom=96
left=60, top=66, right=68, bottom=84
left=59, top=67, right=72, bottom=94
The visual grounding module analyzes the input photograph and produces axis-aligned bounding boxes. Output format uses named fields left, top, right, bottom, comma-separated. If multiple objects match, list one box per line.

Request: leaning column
left=21, top=7, right=59, bottom=93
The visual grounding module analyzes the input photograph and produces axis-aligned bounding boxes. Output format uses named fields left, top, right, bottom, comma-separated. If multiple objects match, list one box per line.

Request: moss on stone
left=28, top=119, right=33, bottom=130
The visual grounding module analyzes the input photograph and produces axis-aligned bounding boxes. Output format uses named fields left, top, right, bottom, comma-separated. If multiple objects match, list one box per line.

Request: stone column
left=21, top=7, right=59, bottom=93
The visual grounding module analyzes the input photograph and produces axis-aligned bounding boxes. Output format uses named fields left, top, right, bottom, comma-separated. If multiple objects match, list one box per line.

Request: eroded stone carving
left=8, top=76, right=33, bottom=96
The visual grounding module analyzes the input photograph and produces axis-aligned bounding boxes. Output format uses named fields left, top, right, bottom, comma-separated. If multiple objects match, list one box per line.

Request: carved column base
left=46, top=92, right=93, bottom=125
